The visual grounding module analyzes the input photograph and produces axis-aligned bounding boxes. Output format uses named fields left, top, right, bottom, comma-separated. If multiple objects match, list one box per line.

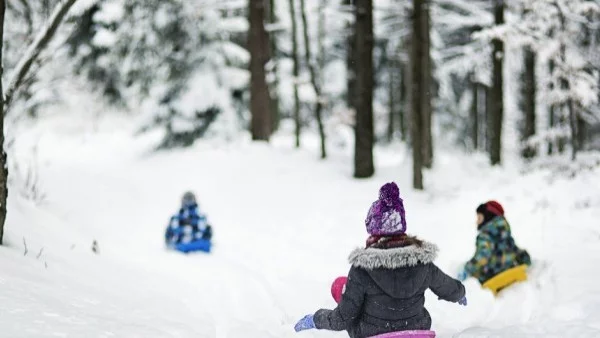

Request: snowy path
left=2, top=126, right=600, bottom=337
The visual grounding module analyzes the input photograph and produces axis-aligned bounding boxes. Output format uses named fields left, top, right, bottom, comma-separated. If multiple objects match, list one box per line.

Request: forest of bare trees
left=0, top=0, right=599, bottom=243
left=244, top=0, right=600, bottom=189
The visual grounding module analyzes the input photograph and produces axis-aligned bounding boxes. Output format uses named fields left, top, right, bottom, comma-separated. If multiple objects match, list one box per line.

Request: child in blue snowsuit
left=165, top=192, right=212, bottom=246
left=294, top=182, right=466, bottom=338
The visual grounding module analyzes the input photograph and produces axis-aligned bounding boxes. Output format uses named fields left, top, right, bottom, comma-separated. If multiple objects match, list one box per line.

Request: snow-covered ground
left=2, top=116, right=600, bottom=337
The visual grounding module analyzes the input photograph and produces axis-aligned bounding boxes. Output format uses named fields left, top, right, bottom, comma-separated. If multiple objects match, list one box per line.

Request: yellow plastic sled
left=482, top=264, right=528, bottom=295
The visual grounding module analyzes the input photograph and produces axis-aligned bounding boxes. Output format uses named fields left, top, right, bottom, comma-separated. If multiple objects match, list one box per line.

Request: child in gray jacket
left=294, top=183, right=466, bottom=338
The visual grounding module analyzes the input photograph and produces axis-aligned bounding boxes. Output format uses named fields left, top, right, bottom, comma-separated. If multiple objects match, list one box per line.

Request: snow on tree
left=500, top=0, right=600, bottom=159
left=3, top=0, right=77, bottom=117
left=67, top=0, right=249, bottom=148
left=1, top=0, right=80, bottom=244
left=431, top=0, right=493, bottom=148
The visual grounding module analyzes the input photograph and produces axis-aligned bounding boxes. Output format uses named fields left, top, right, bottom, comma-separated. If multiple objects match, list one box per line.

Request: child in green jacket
left=458, top=201, right=531, bottom=283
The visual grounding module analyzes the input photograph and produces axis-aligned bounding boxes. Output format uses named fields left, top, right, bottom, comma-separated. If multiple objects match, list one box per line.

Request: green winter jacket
left=465, top=216, right=531, bottom=283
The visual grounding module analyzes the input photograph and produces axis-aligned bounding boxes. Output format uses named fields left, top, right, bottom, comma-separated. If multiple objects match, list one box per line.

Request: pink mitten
left=330, top=276, right=348, bottom=303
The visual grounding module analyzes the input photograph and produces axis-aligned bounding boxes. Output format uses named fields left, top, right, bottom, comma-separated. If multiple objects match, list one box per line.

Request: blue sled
left=171, top=239, right=212, bottom=253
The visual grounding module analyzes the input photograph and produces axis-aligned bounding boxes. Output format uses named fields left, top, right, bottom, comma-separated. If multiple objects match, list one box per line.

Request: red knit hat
left=485, top=201, right=504, bottom=216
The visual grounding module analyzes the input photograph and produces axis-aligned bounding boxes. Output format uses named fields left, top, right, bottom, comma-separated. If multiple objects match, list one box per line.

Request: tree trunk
left=480, top=83, right=488, bottom=151
left=558, top=110, right=566, bottom=154
left=488, top=0, right=504, bottom=165
left=0, top=0, right=7, bottom=245
left=345, top=0, right=356, bottom=111
left=289, top=0, right=301, bottom=147
left=548, top=103, right=555, bottom=155
left=411, top=0, right=425, bottom=189
left=420, top=0, right=433, bottom=168
left=400, top=61, right=408, bottom=142
left=248, top=0, right=272, bottom=141
left=577, top=117, right=587, bottom=151
left=521, top=48, right=536, bottom=159
left=387, top=59, right=396, bottom=143
left=353, top=0, right=374, bottom=178
left=569, top=100, right=577, bottom=160
left=317, top=0, right=327, bottom=156
left=548, top=60, right=555, bottom=155
left=268, top=0, right=280, bottom=133
left=317, top=1, right=325, bottom=74
left=299, top=0, right=326, bottom=159
left=471, top=77, right=479, bottom=150
left=557, top=9, right=575, bottom=160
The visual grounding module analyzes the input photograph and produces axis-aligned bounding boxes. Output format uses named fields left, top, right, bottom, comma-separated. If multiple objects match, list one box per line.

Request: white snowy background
left=1, top=0, right=600, bottom=337
left=2, top=109, right=600, bottom=337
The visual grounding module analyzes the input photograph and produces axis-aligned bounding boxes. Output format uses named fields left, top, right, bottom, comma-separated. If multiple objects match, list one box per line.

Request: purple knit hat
left=365, top=182, right=407, bottom=236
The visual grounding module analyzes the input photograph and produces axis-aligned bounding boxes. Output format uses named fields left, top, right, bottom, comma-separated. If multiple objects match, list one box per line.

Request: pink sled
left=331, top=277, right=436, bottom=338
left=368, top=330, right=436, bottom=338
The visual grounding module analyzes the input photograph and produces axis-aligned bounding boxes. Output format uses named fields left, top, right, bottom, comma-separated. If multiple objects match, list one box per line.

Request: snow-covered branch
left=3, top=0, right=78, bottom=113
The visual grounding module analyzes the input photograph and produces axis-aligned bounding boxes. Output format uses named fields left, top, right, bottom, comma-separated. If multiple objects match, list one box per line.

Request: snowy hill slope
left=2, top=118, right=600, bottom=337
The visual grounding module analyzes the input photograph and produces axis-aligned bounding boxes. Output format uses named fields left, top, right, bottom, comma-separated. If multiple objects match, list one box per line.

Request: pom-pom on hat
left=365, top=182, right=407, bottom=236
left=181, top=191, right=197, bottom=208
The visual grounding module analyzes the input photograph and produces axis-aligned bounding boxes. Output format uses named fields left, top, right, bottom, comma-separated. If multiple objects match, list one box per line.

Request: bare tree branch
left=299, top=0, right=327, bottom=159
left=17, top=0, right=33, bottom=36
left=3, top=0, right=78, bottom=113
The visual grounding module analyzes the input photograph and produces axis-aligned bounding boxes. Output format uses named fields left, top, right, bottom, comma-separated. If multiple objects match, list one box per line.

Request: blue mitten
left=458, top=296, right=467, bottom=306
left=457, top=268, right=468, bottom=281
left=294, top=314, right=316, bottom=332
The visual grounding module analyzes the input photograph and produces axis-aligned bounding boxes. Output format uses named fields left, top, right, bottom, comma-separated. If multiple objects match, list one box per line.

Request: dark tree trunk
left=420, top=0, right=433, bottom=168
left=548, top=104, right=555, bottom=155
left=317, top=0, right=327, bottom=157
left=345, top=0, right=356, bottom=110
left=289, top=0, right=301, bottom=147
left=0, top=0, right=7, bottom=245
left=488, top=0, right=504, bottom=165
left=521, top=48, right=537, bottom=159
left=577, top=117, right=587, bottom=151
left=411, top=0, right=425, bottom=189
left=299, top=0, right=326, bottom=159
left=556, top=8, right=570, bottom=156
left=569, top=100, right=577, bottom=160
left=400, top=61, right=408, bottom=141
left=557, top=10, right=576, bottom=160
left=484, top=84, right=490, bottom=153
left=471, top=77, right=479, bottom=150
left=317, top=1, right=325, bottom=74
left=268, top=0, right=280, bottom=133
left=480, top=83, right=488, bottom=151
left=387, top=72, right=395, bottom=143
left=558, top=110, right=567, bottom=154
left=387, top=55, right=397, bottom=143
left=353, top=0, right=374, bottom=178
left=248, top=0, right=272, bottom=141
left=548, top=60, right=555, bottom=155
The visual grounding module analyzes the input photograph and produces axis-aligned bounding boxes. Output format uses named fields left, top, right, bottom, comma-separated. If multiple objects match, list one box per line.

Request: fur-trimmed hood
left=349, top=239, right=438, bottom=270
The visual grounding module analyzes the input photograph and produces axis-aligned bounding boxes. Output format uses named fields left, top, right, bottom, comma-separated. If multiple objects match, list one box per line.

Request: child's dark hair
left=367, top=234, right=423, bottom=249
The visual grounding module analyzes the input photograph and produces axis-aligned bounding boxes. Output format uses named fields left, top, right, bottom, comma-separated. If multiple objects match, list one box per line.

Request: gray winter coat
left=313, top=240, right=465, bottom=338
